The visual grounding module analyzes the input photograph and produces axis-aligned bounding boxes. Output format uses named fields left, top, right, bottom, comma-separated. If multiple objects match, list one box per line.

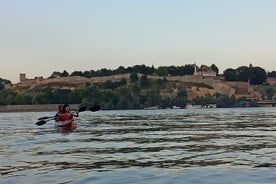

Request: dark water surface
left=1, top=108, right=276, bottom=183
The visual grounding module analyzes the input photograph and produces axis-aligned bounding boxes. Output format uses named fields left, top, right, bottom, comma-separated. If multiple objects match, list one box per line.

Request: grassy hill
left=2, top=74, right=275, bottom=109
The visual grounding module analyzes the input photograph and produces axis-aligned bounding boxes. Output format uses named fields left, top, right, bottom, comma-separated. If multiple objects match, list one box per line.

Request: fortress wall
left=90, top=74, right=130, bottom=83
left=0, top=104, right=80, bottom=112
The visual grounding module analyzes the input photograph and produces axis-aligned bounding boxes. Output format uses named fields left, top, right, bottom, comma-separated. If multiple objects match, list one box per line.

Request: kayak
left=55, top=119, right=77, bottom=130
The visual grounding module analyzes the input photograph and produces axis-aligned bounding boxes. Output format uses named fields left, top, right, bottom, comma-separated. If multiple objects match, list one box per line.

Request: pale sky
left=1, top=0, right=276, bottom=83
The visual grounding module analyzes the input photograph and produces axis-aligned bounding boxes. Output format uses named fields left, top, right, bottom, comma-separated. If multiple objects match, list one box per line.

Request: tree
left=61, top=70, right=69, bottom=77
left=50, top=70, right=69, bottom=78
left=114, top=66, right=126, bottom=74
left=140, top=74, right=150, bottom=87
left=174, top=89, right=188, bottom=107
left=268, top=71, right=276, bottom=78
left=216, top=94, right=236, bottom=108
left=0, top=89, right=18, bottom=105
left=119, top=78, right=127, bottom=86
left=236, top=66, right=250, bottom=82
left=71, top=71, right=84, bottom=76
left=210, top=64, right=219, bottom=75
left=156, top=66, right=169, bottom=76
left=223, top=68, right=237, bottom=81
left=68, top=89, right=83, bottom=103
left=265, top=88, right=275, bottom=100
left=130, top=73, right=139, bottom=83
left=0, top=78, right=11, bottom=90
left=249, top=67, right=267, bottom=85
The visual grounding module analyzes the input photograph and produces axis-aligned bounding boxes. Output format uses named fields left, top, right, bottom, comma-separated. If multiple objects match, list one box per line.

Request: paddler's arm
left=54, top=113, right=61, bottom=121
left=71, top=112, right=79, bottom=117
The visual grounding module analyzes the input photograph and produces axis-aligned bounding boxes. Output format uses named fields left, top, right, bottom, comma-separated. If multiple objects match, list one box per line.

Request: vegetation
left=0, top=78, right=11, bottom=90
left=0, top=76, right=188, bottom=109
left=223, top=65, right=267, bottom=85
left=254, top=86, right=276, bottom=100
left=1, top=64, right=276, bottom=109
left=49, top=64, right=196, bottom=78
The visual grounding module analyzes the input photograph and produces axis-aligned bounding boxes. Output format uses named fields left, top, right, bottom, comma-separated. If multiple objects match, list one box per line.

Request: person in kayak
left=54, top=105, right=63, bottom=121
left=59, top=104, right=79, bottom=121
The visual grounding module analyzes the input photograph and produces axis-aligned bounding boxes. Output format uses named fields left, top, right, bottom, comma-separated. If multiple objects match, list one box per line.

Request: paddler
left=54, top=105, right=63, bottom=121
left=60, top=104, right=79, bottom=121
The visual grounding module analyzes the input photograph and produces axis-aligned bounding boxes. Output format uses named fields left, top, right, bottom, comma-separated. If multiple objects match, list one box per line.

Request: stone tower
left=19, top=73, right=27, bottom=83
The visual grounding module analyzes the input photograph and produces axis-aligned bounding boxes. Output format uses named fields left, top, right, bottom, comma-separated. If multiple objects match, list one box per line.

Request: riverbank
left=0, top=104, right=80, bottom=112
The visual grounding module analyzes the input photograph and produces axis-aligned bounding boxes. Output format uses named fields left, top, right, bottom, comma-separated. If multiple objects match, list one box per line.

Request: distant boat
left=186, top=104, right=203, bottom=109
left=204, top=104, right=217, bottom=108
left=172, top=106, right=181, bottom=109
left=186, top=104, right=217, bottom=109
left=144, top=106, right=159, bottom=110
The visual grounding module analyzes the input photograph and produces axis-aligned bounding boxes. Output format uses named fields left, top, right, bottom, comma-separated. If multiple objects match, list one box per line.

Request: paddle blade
left=37, top=116, right=53, bottom=121
left=36, top=120, right=47, bottom=126
left=90, top=105, right=101, bottom=112
left=78, top=106, right=87, bottom=112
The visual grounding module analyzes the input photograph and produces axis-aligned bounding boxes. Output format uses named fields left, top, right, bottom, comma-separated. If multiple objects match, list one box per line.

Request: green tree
left=267, top=71, right=276, bottom=78
left=0, top=78, right=11, bottom=90
left=174, top=89, right=188, bottom=108
left=265, top=88, right=275, bottom=100
left=71, top=71, right=84, bottom=76
left=130, top=73, right=139, bottom=83
left=250, top=67, right=267, bottom=85
left=156, top=66, right=169, bottom=76
left=223, top=68, right=236, bottom=81
left=114, top=66, right=126, bottom=74
left=119, top=78, right=127, bottom=86
left=50, top=70, right=69, bottom=78
left=210, top=64, right=219, bottom=75
left=140, top=75, right=150, bottom=87
left=216, top=95, right=236, bottom=108
left=236, top=66, right=250, bottom=82
left=0, top=89, right=18, bottom=105
left=68, top=89, right=83, bottom=104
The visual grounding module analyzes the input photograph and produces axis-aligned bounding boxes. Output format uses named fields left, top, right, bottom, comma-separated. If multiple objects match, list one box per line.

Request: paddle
left=37, top=116, right=54, bottom=121
left=36, top=106, right=87, bottom=126
left=36, top=118, right=55, bottom=126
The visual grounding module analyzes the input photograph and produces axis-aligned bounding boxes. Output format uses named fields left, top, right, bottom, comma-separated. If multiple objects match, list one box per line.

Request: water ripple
left=1, top=108, right=276, bottom=183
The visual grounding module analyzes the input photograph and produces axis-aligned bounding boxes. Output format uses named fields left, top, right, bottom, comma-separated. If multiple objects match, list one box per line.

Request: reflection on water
left=0, top=108, right=276, bottom=183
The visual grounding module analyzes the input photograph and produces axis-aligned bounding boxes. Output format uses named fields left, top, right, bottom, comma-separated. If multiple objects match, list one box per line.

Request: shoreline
left=0, top=104, right=80, bottom=112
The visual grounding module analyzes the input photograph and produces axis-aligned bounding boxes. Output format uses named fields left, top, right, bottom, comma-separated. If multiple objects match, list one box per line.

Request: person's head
left=58, top=105, right=63, bottom=112
left=63, top=104, right=70, bottom=113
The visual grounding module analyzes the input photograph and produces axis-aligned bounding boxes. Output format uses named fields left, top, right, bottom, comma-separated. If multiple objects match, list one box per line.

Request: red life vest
left=60, top=113, right=71, bottom=121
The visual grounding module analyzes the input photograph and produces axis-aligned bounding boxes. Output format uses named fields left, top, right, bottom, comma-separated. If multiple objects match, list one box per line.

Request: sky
left=1, top=0, right=276, bottom=83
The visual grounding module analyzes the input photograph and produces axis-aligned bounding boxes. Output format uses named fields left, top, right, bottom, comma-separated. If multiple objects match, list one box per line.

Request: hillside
left=2, top=72, right=276, bottom=110
left=5, top=74, right=263, bottom=101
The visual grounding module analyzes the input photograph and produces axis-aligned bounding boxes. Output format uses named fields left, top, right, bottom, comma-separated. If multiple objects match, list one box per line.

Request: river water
left=1, top=108, right=276, bottom=184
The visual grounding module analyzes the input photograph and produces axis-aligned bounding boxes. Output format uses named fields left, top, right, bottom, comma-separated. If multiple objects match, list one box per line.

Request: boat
left=55, top=119, right=77, bottom=130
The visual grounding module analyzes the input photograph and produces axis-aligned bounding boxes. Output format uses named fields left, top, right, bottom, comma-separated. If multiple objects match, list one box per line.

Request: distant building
left=194, top=64, right=216, bottom=77
left=20, top=73, right=27, bottom=83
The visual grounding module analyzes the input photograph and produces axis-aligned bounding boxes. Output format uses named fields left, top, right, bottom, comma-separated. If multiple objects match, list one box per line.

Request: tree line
left=0, top=78, right=11, bottom=90
left=0, top=64, right=276, bottom=109
left=223, top=65, right=268, bottom=85
left=0, top=75, right=190, bottom=109
left=49, top=64, right=196, bottom=78
left=1, top=73, right=274, bottom=109
left=49, top=64, right=275, bottom=86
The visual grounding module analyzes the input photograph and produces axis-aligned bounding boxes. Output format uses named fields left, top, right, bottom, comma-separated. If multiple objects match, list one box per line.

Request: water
left=1, top=108, right=276, bottom=184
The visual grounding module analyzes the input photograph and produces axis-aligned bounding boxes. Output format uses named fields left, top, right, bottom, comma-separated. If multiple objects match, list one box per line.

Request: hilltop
left=5, top=73, right=268, bottom=101
left=1, top=63, right=276, bottom=109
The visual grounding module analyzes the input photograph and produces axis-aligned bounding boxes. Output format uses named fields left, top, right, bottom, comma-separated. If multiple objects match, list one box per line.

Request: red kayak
left=55, top=119, right=77, bottom=130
